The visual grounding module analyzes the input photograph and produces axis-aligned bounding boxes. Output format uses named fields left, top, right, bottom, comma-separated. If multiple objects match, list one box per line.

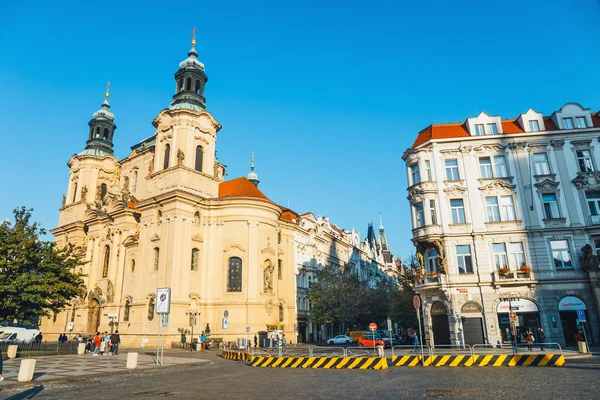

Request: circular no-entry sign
left=369, top=323, right=377, bottom=331
left=413, top=295, right=421, bottom=310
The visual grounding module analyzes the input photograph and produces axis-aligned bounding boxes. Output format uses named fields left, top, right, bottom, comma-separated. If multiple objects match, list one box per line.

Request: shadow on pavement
left=4, top=385, right=45, bottom=400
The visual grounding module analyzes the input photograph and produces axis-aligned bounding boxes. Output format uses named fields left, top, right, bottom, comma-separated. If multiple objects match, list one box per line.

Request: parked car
left=326, top=335, right=352, bottom=345
left=358, top=335, right=388, bottom=348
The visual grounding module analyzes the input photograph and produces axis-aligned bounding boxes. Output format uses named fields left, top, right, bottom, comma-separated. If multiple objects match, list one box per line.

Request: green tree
left=0, top=207, right=86, bottom=323
left=388, top=254, right=419, bottom=330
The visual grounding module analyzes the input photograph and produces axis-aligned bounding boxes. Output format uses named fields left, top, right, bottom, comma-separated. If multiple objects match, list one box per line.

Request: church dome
left=92, top=101, right=115, bottom=121
left=247, top=170, right=259, bottom=182
left=179, top=48, right=205, bottom=70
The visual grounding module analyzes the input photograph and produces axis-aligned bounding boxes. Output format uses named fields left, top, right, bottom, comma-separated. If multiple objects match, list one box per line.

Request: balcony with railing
left=414, top=272, right=442, bottom=289
left=492, top=267, right=537, bottom=287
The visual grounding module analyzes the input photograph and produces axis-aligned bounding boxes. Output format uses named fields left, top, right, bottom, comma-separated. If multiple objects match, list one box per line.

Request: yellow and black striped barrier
left=221, top=350, right=253, bottom=362
left=250, top=356, right=388, bottom=369
left=391, top=354, right=564, bottom=367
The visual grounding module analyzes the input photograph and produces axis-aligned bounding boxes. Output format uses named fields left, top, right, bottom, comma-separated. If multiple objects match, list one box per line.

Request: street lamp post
left=500, top=295, right=520, bottom=355
left=185, top=309, right=201, bottom=351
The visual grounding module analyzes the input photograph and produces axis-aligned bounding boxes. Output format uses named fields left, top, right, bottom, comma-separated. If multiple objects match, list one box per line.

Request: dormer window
left=529, top=120, right=540, bottom=132
left=475, top=124, right=485, bottom=135
left=487, top=123, right=498, bottom=135
left=563, top=118, right=574, bottom=129
left=575, top=117, right=587, bottom=129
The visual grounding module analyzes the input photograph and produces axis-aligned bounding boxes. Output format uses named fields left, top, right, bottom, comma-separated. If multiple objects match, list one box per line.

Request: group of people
left=521, top=327, right=546, bottom=351
left=91, top=331, right=121, bottom=356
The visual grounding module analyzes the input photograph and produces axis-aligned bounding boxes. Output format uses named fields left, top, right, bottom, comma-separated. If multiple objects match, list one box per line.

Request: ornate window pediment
left=192, top=234, right=204, bottom=242
left=478, top=181, right=516, bottom=195
left=150, top=233, right=160, bottom=242
left=571, top=140, right=593, bottom=150
left=572, top=171, right=600, bottom=190
left=443, top=185, right=468, bottom=197
left=534, top=179, right=560, bottom=193
left=474, top=144, right=507, bottom=154
left=407, top=188, right=425, bottom=203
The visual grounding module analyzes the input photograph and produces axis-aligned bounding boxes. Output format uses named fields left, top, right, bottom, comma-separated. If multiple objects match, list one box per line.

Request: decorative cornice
left=474, top=144, right=507, bottom=154
left=223, top=244, right=246, bottom=253
left=550, top=139, right=565, bottom=149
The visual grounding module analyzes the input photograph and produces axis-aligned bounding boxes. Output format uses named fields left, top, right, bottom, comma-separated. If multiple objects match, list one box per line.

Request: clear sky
left=0, top=1, right=599, bottom=259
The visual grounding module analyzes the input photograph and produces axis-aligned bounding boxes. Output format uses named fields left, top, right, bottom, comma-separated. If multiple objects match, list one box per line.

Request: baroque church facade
left=40, top=36, right=397, bottom=346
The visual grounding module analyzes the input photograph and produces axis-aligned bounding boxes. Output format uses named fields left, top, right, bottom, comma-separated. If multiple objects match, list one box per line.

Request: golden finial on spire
left=191, top=26, right=197, bottom=47
left=251, top=151, right=255, bottom=170
left=105, top=81, right=111, bottom=101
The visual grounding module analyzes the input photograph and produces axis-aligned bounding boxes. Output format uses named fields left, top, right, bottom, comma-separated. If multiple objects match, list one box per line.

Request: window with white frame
left=445, top=159, right=460, bottom=180
left=488, top=123, right=498, bottom=134
left=586, top=192, right=600, bottom=216
left=533, top=153, right=551, bottom=175
left=529, top=120, right=540, bottom=132
left=494, top=156, right=508, bottom=177
left=414, top=202, right=424, bottom=228
left=492, top=243, right=508, bottom=270
left=479, top=157, right=493, bottom=178
left=486, top=197, right=500, bottom=222
left=450, top=199, right=466, bottom=224
left=475, top=124, right=485, bottom=135
left=542, top=193, right=560, bottom=219
left=576, top=150, right=594, bottom=172
left=500, top=195, right=516, bottom=220
left=563, top=118, right=574, bottom=129
left=509, top=242, right=526, bottom=269
left=575, top=117, right=587, bottom=129
left=456, top=245, right=473, bottom=274
left=429, top=199, right=437, bottom=225
left=409, top=163, right=421, bottom=185
left=550, top=240, right=573, bottom=269
left=424, top=160, right=432, bottom=181
left=426, top=249, right=437, bottom=273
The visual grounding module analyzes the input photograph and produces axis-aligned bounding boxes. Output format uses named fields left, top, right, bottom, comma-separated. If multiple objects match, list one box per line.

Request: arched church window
left=185, top=77, right=191, bottom=91
left=95, top=127, right=100, bottom=138
left=148, top=297, right=155, bottom=321
left=100, top=184, right=107, bottom=200
left=191, top=248, right=199, bottom=271
left=279, top=304, right=284, bottom=323
left=132, top=170, right=138, bottom=193
left=194, top=211, right=201, bottom=227
left=195, top=80, right=201, bottom=94
left=426, top=249, right=438, bottom=274
left=130, top=259, right=136, bottom=273
left=278, top=259, right=282, bottom=280
left=124, top=300, right=131, bottom=322
left=195, top=146, right=203, bottom=172
left=164, top=144, right=170, bottom=170
left=178, top=79, right=183, bottom=92
left=153, top=248, right=160, bottom=271
left=72, top=183, right=78, bottom=203
left=227, top=257, right=242, bottom=292
left=103, top=128, right=109, bottom=140
left=102, top=245, right=110, bottom=278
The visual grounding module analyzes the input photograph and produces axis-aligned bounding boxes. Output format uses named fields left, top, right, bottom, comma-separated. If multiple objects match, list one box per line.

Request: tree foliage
left=0, top=207, right=86, bottom=323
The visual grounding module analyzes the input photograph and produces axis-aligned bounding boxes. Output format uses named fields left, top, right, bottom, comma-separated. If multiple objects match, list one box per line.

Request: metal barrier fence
left=472, top=343, right=563, bottom=355
left=391, top=345, right=432, bottom=357
left=0, top=341, right=80, bottom=358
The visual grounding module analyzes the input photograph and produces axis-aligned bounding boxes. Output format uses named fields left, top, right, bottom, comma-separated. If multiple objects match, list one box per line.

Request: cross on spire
left=191, top=26, right=197, bottom=47
left=104, top=81, right=111, bottom=104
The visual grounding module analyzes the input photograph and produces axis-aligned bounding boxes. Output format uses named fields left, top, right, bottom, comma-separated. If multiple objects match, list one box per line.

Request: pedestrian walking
left=200, top=332, right=207, bottom=350
left=76, top=334, right=83, bottom=343
left=93, top=332, right=101, bottom=356
left=103, top=332, right=111, bottom=355
left=0, top=349, right=4, bottom=381
left=282, top=333, right=287, bottom=353
left=35, top=332, right=43, bottom=343
left=254, top=334, right=258, bottom=349
left=110, top=331, right=121, bottom=356
left=412, top=331, right=419, bottom=351
left=525, top=330, right=534, bottom=351
left=537, top=327, right=546, bottom=351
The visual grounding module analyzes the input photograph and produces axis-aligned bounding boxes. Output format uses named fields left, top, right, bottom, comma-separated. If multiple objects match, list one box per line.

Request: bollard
left=126, top=352, right=139, bottom=369
left=17, top=359, right=37, bottom=382
left=77, top=343, right=86, bottom=355
left=7, top=344, right=18, bottom=359
left=377, top=346, right=384, bottom=358
left=577, top=341, right=588, bottom=353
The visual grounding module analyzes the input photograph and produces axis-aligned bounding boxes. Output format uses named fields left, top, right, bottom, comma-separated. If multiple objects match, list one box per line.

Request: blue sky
left=1, top=1, right=599, bottom=259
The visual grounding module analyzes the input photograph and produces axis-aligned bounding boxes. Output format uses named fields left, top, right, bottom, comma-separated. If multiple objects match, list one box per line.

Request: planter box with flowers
left=517, top=265, right=531, bottom=278
left=499, top=267, right=511, bottom=278
left=427, top=271, right=438, bottom=283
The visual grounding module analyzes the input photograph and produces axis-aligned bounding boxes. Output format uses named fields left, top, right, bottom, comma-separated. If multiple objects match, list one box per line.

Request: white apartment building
left=403, top=102, right=600, bottom=347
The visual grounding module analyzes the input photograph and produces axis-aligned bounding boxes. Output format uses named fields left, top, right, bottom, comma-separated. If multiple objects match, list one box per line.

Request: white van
left=0, top=327, right=40, bottom=344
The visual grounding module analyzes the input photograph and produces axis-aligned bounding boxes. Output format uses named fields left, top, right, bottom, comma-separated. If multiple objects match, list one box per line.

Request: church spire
left=378, top=213, right=389, bottom=251
left=247, top=151, right=260, bottom=187
left=169, top=27, right=208, bottom=111
left=80, top=82, right=116, bottom=157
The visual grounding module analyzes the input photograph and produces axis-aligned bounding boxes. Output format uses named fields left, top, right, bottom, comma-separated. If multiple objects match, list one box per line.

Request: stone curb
left=0, top=360, right=208, bottom=391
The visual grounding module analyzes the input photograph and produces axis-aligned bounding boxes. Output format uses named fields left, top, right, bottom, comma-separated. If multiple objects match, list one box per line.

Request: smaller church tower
left=247, top=151, right=260, bottom=187
left=82, top=82, right=116, bottom=156
left=169, top=27, right=208, bottom=111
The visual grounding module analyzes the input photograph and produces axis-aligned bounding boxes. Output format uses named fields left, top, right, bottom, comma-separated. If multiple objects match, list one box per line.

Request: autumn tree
left=0, top=207, right=86, bottom=324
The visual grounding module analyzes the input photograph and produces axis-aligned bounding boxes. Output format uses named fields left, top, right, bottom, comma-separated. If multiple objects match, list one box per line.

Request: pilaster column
left=550, top=139, right=582, bottom=226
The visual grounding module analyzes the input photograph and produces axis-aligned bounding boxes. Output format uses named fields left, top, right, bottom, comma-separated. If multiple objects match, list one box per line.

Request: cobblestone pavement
left=1, top=352, right=599, bottom=400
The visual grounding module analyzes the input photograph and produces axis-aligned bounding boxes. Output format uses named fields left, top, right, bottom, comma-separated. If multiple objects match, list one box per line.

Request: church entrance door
left=87, top=299, right=101, bottom=333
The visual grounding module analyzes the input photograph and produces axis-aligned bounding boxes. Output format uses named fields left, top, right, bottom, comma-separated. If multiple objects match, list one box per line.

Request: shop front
left=559, top=296, right=593, bottom=345
left=497, top=298, right=540, bottom=343
left=430, top=301, right=451, bottom=346
left=461, top=302, right=485, bottom=346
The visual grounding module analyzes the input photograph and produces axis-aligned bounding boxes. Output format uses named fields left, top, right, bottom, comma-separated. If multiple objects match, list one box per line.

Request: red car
left=358, top=335, right=387, bottom=348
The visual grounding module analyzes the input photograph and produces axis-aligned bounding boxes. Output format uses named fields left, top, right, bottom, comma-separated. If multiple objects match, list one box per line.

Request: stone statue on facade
left=81, top=185, right=88, bottom=202
left=62, top=195, right=66, bottom=207
left=177, top=149, right=185, bottom=166
left=264, top=266, right=273, bottom=293
left=581, top=244, right=600, bottom=270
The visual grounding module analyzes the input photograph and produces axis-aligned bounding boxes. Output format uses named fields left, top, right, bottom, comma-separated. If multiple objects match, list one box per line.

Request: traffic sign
left=224, top=310, right=229, bottom=318
left=369, top=323, right=377, bottom=332
left=387, top=317, right=392, bottom=331
left=413, top=295, right=421, bottom=310
left=223, top=318, right=229, bottom=329
left=246, top=327, right=251, bottom=333
left=577, top=309, right=586, bottom=322
left=67, top=322, right=74, bottom=331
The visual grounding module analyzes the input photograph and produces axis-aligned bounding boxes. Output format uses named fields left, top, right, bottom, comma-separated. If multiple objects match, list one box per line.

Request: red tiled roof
left=219, top=177, right=270, bottom=200
left=412, top=113, right=596, bottom=148
left=280, top=209, right=299, bottom=224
